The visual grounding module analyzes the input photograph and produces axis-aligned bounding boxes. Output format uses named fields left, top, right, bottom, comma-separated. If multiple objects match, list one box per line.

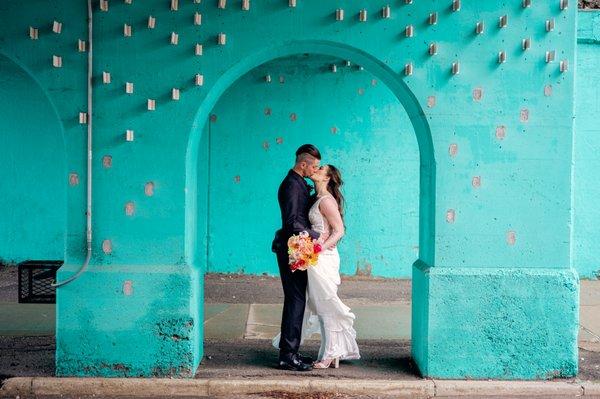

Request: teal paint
left=0, top=54, right=67, bottom=265
left=573, top=11, right=600, bottom=280
left=205, top=55, right=420, bottom=277
left=0, top=1, right=580, bottom=379
left=413, top=263, right=579, bottom=379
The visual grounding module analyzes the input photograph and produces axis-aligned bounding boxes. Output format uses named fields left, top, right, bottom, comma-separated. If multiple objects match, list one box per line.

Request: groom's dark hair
left=295, top=144, right=321, bottom=160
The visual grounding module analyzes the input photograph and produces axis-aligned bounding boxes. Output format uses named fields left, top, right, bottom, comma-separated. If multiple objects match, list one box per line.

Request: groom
left=272, top=144, right=322, bottom=371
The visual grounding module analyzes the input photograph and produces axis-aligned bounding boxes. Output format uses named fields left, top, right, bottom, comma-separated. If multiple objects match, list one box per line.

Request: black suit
left=272, top=170, right=320, bottom=356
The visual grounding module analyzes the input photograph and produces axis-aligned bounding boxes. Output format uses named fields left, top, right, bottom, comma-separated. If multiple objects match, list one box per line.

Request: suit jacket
left=272, top=169, right=320, bottom=253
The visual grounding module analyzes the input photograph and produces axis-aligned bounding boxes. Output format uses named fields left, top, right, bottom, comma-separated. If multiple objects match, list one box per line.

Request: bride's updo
left=326, top=165, right=345, bottom=222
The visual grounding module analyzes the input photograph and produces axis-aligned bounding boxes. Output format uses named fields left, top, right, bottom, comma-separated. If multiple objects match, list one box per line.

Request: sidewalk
left=1, top=271, right=599, bottom=397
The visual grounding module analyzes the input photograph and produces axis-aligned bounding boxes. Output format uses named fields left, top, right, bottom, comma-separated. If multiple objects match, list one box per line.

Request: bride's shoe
left=313, top=357, right=340, bottom=369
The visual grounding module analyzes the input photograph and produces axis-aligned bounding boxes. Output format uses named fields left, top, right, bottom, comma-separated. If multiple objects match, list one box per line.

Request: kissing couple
left=271, top=144, right=360, bottom=371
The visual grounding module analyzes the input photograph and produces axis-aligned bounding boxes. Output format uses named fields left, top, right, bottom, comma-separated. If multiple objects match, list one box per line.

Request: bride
left=273, top=164, right=360, bottom=369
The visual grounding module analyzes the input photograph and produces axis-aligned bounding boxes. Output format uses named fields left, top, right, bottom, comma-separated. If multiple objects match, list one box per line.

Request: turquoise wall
left=0, top=54, right=67, bottom=264
left=573, top=11, right=600, bottom=280
left=0, top=0, right=581, bottom=379
left=205, top=55, right=419, bottom=277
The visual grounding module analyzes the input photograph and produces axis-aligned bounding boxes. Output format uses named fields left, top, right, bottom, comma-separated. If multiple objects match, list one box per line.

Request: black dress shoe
left=278, top=354, right=313, bottom=371
left=297, top=353, right=314, bottom=364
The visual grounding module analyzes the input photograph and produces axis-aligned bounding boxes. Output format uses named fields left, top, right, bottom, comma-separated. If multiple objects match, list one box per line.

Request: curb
left=1, top=377, right=599, bottom=397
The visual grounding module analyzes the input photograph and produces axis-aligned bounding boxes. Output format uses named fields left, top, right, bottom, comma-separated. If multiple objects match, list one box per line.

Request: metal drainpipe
left=52, top=0, right=93, bottom=288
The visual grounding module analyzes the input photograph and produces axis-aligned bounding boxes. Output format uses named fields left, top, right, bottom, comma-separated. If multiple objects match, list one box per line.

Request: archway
left=0, top=53, right=67, bottom=265
left=185, top=40, right=436, bottom=367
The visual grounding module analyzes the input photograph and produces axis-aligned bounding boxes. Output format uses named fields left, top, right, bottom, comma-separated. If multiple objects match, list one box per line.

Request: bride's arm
left=319, top=197, right=345, bottom=250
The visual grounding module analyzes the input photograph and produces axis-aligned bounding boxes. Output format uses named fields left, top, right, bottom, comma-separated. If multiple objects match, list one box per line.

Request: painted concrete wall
left=0, top=54, right=66, bottom=264
left=0, top=0, right=580, bottom=379
left=573, top=11, right=600, bottom=280
left=204, top=55, right=419, bottom=278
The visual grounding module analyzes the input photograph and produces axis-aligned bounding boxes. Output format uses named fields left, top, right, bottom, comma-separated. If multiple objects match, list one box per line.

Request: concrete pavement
left=1, top=271, right=600, bottom=397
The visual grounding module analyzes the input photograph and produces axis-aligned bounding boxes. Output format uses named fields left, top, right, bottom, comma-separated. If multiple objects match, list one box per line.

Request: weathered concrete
left=413, top=264, right=580, bottom=379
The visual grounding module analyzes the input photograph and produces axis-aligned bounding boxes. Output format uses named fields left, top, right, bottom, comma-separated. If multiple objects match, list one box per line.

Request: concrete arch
left=0, top=52, right=68, bottom=263
left=186, top=39, right=436, bottom=269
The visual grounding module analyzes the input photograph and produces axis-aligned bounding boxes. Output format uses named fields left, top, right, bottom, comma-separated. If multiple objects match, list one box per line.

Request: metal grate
left=18, top=260, right=63, bottom=304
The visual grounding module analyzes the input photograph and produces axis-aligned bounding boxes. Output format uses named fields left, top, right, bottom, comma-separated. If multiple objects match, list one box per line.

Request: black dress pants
left=276, top=249, right=308, bottom=356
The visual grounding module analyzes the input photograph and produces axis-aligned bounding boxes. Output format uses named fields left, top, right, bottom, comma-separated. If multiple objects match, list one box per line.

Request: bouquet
left=287, top=231, right=322, bottom=272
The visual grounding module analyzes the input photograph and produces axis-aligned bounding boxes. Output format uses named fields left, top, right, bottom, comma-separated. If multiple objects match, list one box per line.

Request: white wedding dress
left=273, top=194, right=360, bottom=362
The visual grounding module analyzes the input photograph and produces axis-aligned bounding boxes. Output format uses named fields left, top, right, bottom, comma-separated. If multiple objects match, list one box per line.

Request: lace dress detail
left=272, top=194, right=360, bottom=362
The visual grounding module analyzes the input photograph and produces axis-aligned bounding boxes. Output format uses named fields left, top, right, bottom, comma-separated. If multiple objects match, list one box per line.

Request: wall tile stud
left=560, top=0, right=568, bottom=10
left=427, top=96, right=436, bottom=108
left=359, top=9, right=367, bottom=22
left=195, top=43, right=203, bottom=55
left=506, top=230, right=516, bottom=245
left=102, top=239, right=112, bottom=254
left=546, top=18, right=555, bottom=32
left=335, top=9, right=344, bottom=21
left=560, top=59, right=568, bottom=72
left=330, top=64, right=337, bottom=73
left=265, top=74, right=272, bottom=83
left=449, top=143, right=458, bottom=156
left=78, top=39, right=87, bottom=52
left=289, top=0, right=296, bottom=7
left=218, top=0, right=226, bottom=9
left=499, top=15, right=508, bottom=28
left=194, top=12, right=202, bottom=25
left=217, top=33, right=226, bottom=45
left=496, top=125, right=506, bottom=140
left=242, top=0, right=250, bottom=10
left=546, top=50, right=556, bottom=63
left=406, top=25, right=414, bottom=37
left=472, top=176, right=481, bottom=188
left=125, top=202, right=135, bottom=216
left=79, top=112, right=88, bottom=124
left=125, top=130, right=134, bottom=141
left=544, top=84, right=553, bottom=96
left=195, top=74, right=204, bottom=86
left=124, top=24, right=132, bottom=37
left=29, top=27, right=38, bottom=39
left=69, top=173, right=79, bottom=186
left=498, top=51, right=506, bottom=64
left=405, top=0, right=412, bottom=3
left=145, top=182, right=155, bottom=196
left=522, top=38, right=531, bottom=50
left=171, top=0, right=178, bottom=10
left=53, top=21, right=62, bottom=34
left=476, top=21, right=484, bottom=34
left=147, top=99, right=156, bottom=111
left=345, top=60, right=351, bottom=67
left=279, top=75, right=285, bottom=83
left=452, top=0, right=461, bottom=11
left=102, top=71, right=111, bottom=84
left=170, top=32, right=179, bottom=45
left=124, top=0, right=132, bottom=4
left=429, top=42, right=438, bottom=55
left=382, top=5, right=391, bottom=19
left=125, top=82, right=134, bottom=94
left=148, top=16, right=156, bottom=29
left=122, top=280, right=133, bottom=295
left=428, top=12, right=438, bottom=25
left=172, top=88, right=180, bottom=100
left=473, top=87, right=483, bottom=101
left=52, top=55, right=62, bottom=68
left=405, top=63, right=413, bottom=76
left=452, top=61, right=460, bottom=75
left=446, top=209, right=456, bottom=223
left=522, top=0, right=531, bottom=7
left=102, top=155, right=112, bottom=168
left=100, top=0, right=109, bottom=11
